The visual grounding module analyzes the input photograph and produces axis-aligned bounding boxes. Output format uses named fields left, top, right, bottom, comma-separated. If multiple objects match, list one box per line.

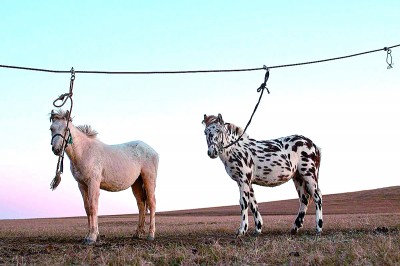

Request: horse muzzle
left=207, top=146, right=219, bottom=159
left=52, top=146, right=62, bottom=156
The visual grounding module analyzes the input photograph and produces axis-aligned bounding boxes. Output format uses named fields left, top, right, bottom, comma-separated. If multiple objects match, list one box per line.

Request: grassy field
left=1, top=187, right=399, bottom=265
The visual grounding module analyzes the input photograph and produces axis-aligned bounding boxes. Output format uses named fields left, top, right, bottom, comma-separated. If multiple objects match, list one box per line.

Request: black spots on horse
left=273, top=161, right=282, bottom=166
left=284, top=143, right=289, bottom=150
left=301, top=194, right=309, bottom=206
left=308, top=167, right=316, bottom=179
left=318, top=219, right=323, bottom=228
left=248, top=157, right=254, bottom=168
left=257, top=166, right=262, bottom=170
left=301, top=163, right=308, bottom=167
left=314, top=192, right=322, bottom=210
left=242, top=197, right=248, bottom=209
left=277, top=174, right=289, bottom=181
left=295, top=211, right=305, bottom=227
left=293, top=172, right=304, bottom=187
left=301, top=151, right=309, bottom=158
left=250, top=202, right=256, bottom=213
left=244, top=191, right=250, bottom=198
left=292, top=141, right=304, bottom=152
left=229, top=156, right=243, bottom=168
left=244, top=223, right=248, bottom=231
left=246, top=172, right=252, bottom=181
left=256, top=220, right=262, bottom=230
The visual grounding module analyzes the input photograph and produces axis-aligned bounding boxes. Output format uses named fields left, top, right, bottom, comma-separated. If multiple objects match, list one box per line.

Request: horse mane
left=225, top=123, right=247, bottom=138
left=76, top=125, right=98, bottom=138
left=49, top=109, right=72, bottom=122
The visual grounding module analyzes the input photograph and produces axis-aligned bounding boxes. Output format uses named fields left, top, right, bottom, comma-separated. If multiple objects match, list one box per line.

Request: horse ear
left=217, top=113, right=224, bottom=124
left=50, top=110, right=55, bottom=122
left=202, top=114, right=207, bottom=125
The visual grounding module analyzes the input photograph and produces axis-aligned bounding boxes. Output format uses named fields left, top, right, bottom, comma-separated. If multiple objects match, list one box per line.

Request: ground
left=1, top=187, right=399, bottom=265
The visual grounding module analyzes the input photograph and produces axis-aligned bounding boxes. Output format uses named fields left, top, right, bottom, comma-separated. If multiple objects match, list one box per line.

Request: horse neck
left=64, top=123, right=91, bottom=165
left=220, top=124, right=249, bottom=157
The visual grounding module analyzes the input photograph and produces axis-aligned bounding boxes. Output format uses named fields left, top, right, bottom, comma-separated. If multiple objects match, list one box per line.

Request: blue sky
left=0, top=1, right=399, bottom=219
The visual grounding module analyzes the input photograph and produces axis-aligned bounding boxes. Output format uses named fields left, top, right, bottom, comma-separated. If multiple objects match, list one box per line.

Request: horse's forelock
left=50, top=109, right=72, bottom=122
left=203, top=115, right=219, bottom=126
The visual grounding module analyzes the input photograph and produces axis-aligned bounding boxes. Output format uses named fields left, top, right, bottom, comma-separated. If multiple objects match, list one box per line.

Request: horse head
left=202, top=113, right=225, bottom=159
left=49, top=109, right=72, bottom=156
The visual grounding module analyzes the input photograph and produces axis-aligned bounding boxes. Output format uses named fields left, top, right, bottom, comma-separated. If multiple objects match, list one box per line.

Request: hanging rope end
left=50, top=171, right=62, bottom=190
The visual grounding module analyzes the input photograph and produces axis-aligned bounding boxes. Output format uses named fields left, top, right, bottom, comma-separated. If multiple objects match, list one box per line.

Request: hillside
left=158, top=186, right=400, bottom=216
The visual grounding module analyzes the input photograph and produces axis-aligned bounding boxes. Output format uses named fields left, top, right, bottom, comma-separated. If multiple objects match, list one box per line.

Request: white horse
left=49, top=109, right=159, bottom=244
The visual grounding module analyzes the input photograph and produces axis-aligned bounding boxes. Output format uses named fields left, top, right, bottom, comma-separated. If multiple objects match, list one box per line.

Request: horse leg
left=248, top=184, right=263, bottom=236
left=236, top=177, right=251, bottom=237
left=142, top=172, right=156, bottom=241
left=84, top=182, right=100, bottom=244
left=78, top=183, right=90, bottom=241
left=291, top=173, right=310, bottom=235
left=131, top=176, right=146, bottom=239
left=313, top=185, right=323, bottom=234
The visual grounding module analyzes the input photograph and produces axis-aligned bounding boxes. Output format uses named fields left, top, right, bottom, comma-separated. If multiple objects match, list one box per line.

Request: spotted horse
left=202, top=114, right=323, bottom=237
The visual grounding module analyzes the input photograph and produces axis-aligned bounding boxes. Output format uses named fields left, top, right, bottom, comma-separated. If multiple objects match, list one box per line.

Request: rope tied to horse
left=50, top=67, right=75, bottom=190
left=222, top=66, right=270, bottom=150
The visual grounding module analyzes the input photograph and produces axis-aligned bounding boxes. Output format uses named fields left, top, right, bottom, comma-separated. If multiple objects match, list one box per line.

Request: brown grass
left=1, top=187, right=400, bottom=265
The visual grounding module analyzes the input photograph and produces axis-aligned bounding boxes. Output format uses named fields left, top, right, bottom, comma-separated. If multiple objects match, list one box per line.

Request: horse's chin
left=208, top=154, right=219, bottom=159
left=52, top=149, right=62, bottom=156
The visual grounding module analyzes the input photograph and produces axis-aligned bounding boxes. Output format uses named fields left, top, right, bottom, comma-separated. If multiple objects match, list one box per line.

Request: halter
left=50, top=127, right=73, bottom=176
left=51, top=127, right=73, bottom=148
left=206, top=122, right=230, bottom=155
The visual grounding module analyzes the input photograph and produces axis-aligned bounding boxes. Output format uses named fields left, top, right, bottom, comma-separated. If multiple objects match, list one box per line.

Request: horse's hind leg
left=142, top=172, right=157, bottom=241
left=291, top=173, right=310, bottom=235
left=131, top=176, right=146, bottom=239
left=313, top=185, right=323, bottom=234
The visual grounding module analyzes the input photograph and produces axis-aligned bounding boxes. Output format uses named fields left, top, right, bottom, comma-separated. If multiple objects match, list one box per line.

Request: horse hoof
left=235, top=230, right=245, bottom=238
left=290, top=228, right=298, bottom=235
left=82, top=238, right=95, bottom=245
left=146, top=235, right=155, bottom=241
left=253, top=230, right=262, bottom=237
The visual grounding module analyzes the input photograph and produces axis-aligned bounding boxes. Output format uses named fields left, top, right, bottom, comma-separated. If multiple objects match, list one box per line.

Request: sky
left=0, top=1, right=399, bottom=220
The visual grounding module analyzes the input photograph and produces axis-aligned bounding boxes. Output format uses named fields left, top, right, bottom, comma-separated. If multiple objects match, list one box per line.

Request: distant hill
left=158, top=186, right=400, bottom=216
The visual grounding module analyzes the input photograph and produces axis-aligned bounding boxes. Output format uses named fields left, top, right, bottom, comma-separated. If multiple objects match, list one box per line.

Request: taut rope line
left=0, top=44, right=398, bottom=75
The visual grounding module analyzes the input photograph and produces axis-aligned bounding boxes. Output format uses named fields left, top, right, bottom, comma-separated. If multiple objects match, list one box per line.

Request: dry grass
left=1, top=187, right=400, bottom=265
left=1, top=213, right=400, bottom=265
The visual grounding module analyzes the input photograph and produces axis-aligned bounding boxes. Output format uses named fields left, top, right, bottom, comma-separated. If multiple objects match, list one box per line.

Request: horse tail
left=314, top=144, right=322, bottom=186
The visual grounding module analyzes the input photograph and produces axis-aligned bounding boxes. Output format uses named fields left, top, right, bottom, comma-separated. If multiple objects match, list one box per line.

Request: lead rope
left=222, top=66, right=270, bottom=150
left=50, top=67, right=75, bottom=190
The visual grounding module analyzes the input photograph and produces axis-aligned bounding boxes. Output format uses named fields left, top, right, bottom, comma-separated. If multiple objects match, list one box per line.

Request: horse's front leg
left=248, top=184, right=263, bottom=236
left=236, top=178, right=251, bottom=238
left=78, top=183, right=91, bottom=241
left=83, top=182, right=100, bottom=245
